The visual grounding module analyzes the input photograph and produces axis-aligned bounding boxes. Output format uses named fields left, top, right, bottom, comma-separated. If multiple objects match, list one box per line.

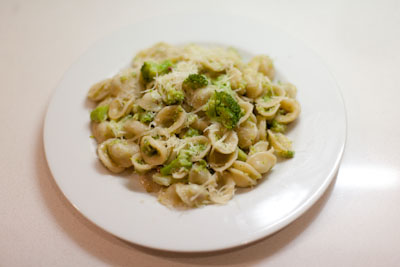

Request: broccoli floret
left=237, top=148, right=248, bottom=161
left=90, top=105, right=109, bottom=122
left=183, top=127, right=200, bottom=138
left=140, top=60, right=172, bottom=82
left=269, top=120, right=287, bottom=133
left=160, top=150, right=193, bottom=176
left=163, top=87, right=184, bottom=105
left=279, top=150, right=295, bottom=158
left=183, top=74, right=208, bottom=89
left=139, top=111, right=155, bottom=123
left=205, top=89, right=242, bottom=129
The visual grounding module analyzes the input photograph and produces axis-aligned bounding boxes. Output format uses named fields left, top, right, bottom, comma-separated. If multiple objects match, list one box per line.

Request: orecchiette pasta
left=88, top=43, right=300, bottom=208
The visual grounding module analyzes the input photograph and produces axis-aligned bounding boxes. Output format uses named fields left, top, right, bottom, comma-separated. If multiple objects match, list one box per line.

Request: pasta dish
left=87, top=43, right=300, bottom=208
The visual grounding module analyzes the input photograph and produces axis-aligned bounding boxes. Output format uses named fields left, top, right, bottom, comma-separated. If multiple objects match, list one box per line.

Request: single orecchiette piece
left=255, top=96, right=282, bottom=120
left=97, top=138, right=129, bottom=173
left=92, top=121, right=115, bottom=143
left=136, top=90, right=163, bottom=112
left=131, top=153, right=154, bottom=173
left=107, top=139, right=139, bottom=168
left=226, top=161, right=261, bottom=187
left=280, top=82, right=297, bottom=98
left=206, top=123, right=238, bottom=154
left=274, top=98, right=301, bottom=124
left=140, top=135, right=169, bottom=165
left=256, top=115, right=267, bottom=142
left=236, top=120, right=258, bottom=149
left=123, top=119, right=149, bottom=138
left=248, top=55, right=275, bottom=80
left=237, top=97, right=254, bottom=125
left=189, top=162, right=214, bottom=185
left=108, top=97, right=134, bottom=120
left=267, top=130, right=294, bottom=158
left=243, top=68, right=268, bottom=99
left=208, top=148, right=238, bottom=172
left=208, top=174, right=235, bottom=204
left=154, top=105, right=187, bottom=134
left=184, top=136, right=211, bottom=161
left=249, top=141, right=270, bottom=156
left=190, top=86, right=214, bottom=110
left=246, top=149, right=277, bottom=174
left=87, top=78, right=112, bottom=101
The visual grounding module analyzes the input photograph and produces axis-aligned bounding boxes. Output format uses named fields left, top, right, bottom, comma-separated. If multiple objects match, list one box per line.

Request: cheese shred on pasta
left=87, top=42, right=300, bottom=208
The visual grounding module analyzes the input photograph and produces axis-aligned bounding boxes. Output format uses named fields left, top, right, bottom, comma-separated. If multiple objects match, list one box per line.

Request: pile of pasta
left=87, top=43, right=300, bottom=208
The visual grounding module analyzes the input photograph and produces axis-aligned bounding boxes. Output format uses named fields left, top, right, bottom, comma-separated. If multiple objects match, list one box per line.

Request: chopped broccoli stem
left=205, top=89, right=242, bottom=129
left=90, top=105, right=109, bottom=122
left=140, top=60, right=172, bottom=82
left=237, top=148, right=248, bottom=161
left=160, top=150, right=193, bottom=176
left=183, top=74, right=208, bottom=89
left=279, top=150, right=294, bottom=158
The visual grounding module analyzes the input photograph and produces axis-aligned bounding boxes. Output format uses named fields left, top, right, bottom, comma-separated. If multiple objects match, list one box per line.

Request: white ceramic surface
left=43, top=15, right=346, bottom=252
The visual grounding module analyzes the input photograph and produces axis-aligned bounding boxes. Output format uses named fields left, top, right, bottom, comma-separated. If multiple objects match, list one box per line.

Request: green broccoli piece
left=183, top=74, right=208, bottom=89
left=269, top=120, right=287, bottom=133
left=140, top=60, right=172, bottom=82
left=160, top=150, right=193, bottom=176
left=163, top=87, right=184, bottom=105
left=279, top=150, right=295, bottom=158
left=90, top=105, right=109, bottom=122
left=183, top=127, right=200, bottom=138
left=205, top=89, right=242, bottom=129
left=139, top=111, right=155, bottom=123
left=237, top=148, right=248, bottom=161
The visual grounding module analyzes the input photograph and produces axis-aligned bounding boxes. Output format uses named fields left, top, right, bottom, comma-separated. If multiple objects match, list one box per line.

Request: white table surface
left=1, top=0, right=399, bottom=266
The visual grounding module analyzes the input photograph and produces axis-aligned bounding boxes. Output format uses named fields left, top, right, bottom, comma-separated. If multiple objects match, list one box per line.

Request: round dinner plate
left=44, top=14, right=346, bottom=252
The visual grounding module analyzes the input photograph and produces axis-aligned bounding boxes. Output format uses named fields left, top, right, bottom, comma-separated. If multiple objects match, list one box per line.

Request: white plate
left=44, top=14, right=346, bottom=252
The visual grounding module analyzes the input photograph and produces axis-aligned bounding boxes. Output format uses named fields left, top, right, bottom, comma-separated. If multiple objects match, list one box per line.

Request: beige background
left=1, top=0, right=400, bottom=266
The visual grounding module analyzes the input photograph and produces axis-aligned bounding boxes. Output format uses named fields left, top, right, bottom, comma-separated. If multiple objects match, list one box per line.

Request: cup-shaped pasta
left=184, top=136, right=211, bottom=161
left=109, top=67, right=140, bottom=97
left=208, top=148, right=238, bottom=172
left=108, top=97, right=134, bottom=120
left=271, top=84, right=286, bottom=97
left=228, top=67, right=246, bottom=94
left=248, top=55, right=275, bottom=80
left=123, top=119, right=149, bottom=138
left=232, top=161, right=262, bottom=180
left=206, top=124, right=238, bottom=154
left=246, top=150, right=277, bottom=174
left=237, top=120, right=258, bottom=149
left=140, top=136, right=169, bottom=165
left=274, top=98, right=301, bottom=124
left=92, top=121, right=115, bottom=143
left=249, top=141, right=270, bottom=156
left=256, top=115, right=267, bottom=141
left=208, top=174, right=235, bottom=204
left=237, top=98, right=254, bottom=125
left=191, top=115, right=210, bottom=131
left=227, top=161, right=261, bottom=187
left=227, top=168, right=256, bottom=187
left=175, top=183, right=209, bottom=207
left=243, top=68, right=266, bottom=99
left=189, top=162, right=214, bottom=185
left=136, top=90, right=163, bottom=112
left=88, top=78, right=112, bottom=101
left=154, top=105, right=187, bottom=134
left=267, top=130, right=294, bottom=158
left=190, top=86, right=214, bottom=110
left=280, top=82, right=297, bottom=98
left=131, top=153, right=154, bottom=173
left=97, top=138, right=126, bottom=173
left=107, top=139, right=139, bottom=168
left=256, top=96, right=281, bottom=120
left=171, top=167, right=189, bottom=179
